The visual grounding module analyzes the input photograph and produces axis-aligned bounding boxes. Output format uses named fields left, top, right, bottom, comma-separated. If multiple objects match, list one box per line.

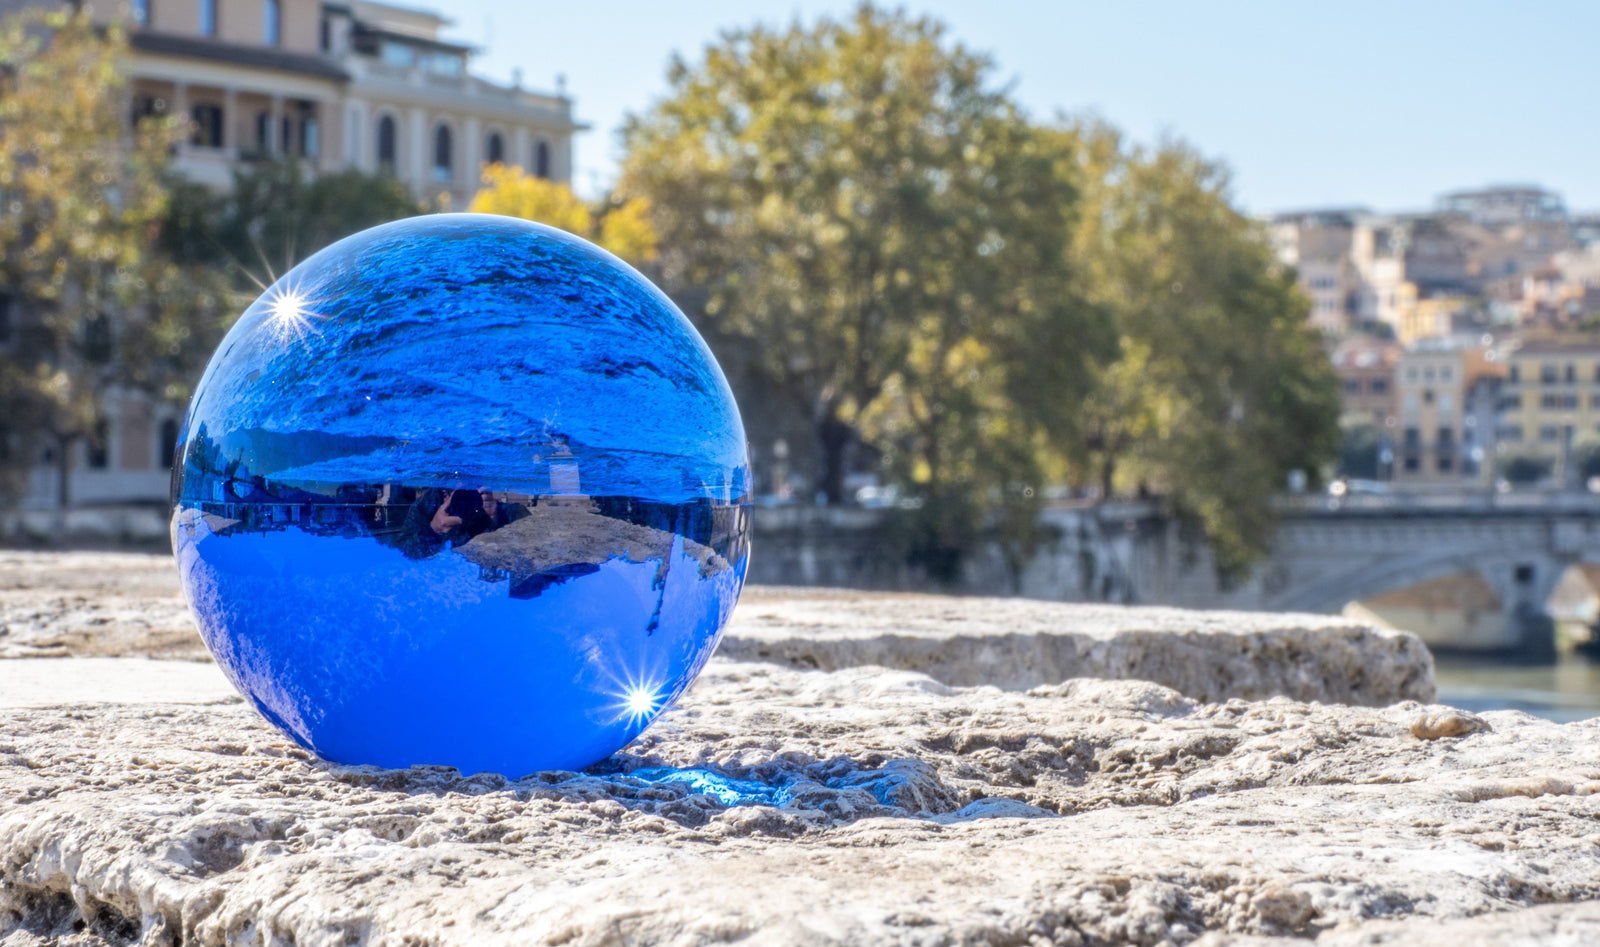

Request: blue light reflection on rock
left=171, top=214, right=750, bottom=777
left=626, top=767, right=794, bottom=807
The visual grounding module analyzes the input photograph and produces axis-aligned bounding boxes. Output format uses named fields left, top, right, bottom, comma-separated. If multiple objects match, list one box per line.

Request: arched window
left=264, top=0, right=280, bottom=45
left=534, top=139, right=550, bottom=179
left=199, top=0, right=216, bottom=35
left=433, top=123, right=453, bottom=182
left=485, top=131, right=504, bottom=165
left=376, top=114, right=396, bottom=172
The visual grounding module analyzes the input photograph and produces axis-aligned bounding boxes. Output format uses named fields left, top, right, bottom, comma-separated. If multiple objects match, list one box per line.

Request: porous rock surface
left=0, top=553, right=204, bottom=661
left=1, top=660, right=1598, bottom=946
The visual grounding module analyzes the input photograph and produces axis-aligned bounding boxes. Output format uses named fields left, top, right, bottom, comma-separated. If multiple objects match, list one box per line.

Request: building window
left=424, top=52, right=463, bottom=77
left=1510, top=365, right=1520, bottom=383
left=199, top=0, right=216, bottom=36
left=535, top=139, right=550, bottom=179
left=264, top=0, right=280, bottom=45
left=376, top=114, right=397, bottom=172
left=433, top=123, right=453, bottom=182
left=1370, top=378, right=1387, bottom=394
left=1567, top=364, right=1577, bottom=383
left=191, top=103, right=223, bottom=148
left=254, top=111, right=270, bottom=155
left=1438, top=394, right=1452, bottom=414
left=1437, top=456, right=1453, bottom=473
left=320, top=15, right=330, bottom=50
left=1500, top=425, right=1523, bottom=443
left=132, top=0, right=149, bottom=26
left=1342, top=379, right=1360, bottom=394
left=300, top=115, right=319, bottom=159
left=1422, top=390, right=1434, bottom=405
left=381, top=42, right=415, bottom=68
left=1542, top=363, right=1558, bottom=383
left=486, top=131, right=504, bottom=165
left=1541, top=425, right=1560, bottom=442
left=159, top=419, right=179, bottom=468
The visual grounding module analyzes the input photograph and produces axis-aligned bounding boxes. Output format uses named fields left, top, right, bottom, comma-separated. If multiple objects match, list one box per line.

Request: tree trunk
left=1098, top=453, right=1116, bottom=503
left=816, top=411, right=853, bottom=506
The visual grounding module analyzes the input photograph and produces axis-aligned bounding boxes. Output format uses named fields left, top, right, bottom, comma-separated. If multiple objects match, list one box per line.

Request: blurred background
left=0, top=0, right=1595, bottom=719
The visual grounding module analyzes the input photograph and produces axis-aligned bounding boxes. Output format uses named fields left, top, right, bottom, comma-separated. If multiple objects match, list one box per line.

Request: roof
left=351, top=24, right=474, bottom=55
left=131, top=32, right=349, bottom=82
left=1510, top=337, right=1600, bottom=356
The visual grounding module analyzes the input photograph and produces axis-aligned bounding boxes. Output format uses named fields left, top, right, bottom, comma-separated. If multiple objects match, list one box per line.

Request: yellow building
left=1392, top=340, right=1502, bottom=486
left=1496, top=339, right=1600, bottom=479
left=1394, top=288, right=1478, bottom=346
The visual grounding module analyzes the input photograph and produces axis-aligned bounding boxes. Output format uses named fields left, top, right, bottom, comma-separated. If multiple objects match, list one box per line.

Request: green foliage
left=160, top=159, right=424, bottom=287
left=1050, top=120, right=1341, bottom=579
left=469, top=164, right=658, bottom=264
left=1573, top=437, right=1600, bottom=483
left=1337, top=424, right=1383, bottom=480
left=0, top=8, right=236, bottom=505
left=618, top=4, right=1340, bottom=585
left=620, top=4, right=1109, bottom=575
left=1503, top=454, right=1554, bottom=485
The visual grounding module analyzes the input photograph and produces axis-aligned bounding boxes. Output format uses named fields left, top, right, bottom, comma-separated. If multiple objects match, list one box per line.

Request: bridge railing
left=1274, top=489, right=1600, bottom=515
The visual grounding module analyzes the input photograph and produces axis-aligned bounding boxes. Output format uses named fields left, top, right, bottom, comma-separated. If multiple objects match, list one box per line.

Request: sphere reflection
left=171, top=214, right=751, bottom=776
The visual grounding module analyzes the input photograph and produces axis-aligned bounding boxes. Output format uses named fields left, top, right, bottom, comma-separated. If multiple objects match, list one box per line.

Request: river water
left=1432, top=652, right=1600, bottom=723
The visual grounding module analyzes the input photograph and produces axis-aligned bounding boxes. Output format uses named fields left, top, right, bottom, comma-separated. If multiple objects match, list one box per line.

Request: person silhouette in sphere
left=399, top=487, right=524, bottom=559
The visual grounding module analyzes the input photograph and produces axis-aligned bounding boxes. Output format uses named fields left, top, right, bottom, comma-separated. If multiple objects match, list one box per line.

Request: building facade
left=87, top=0, right=582, bottom=207
left=1391, top=340, right=1501, bottom=486
left=16, top=0, right=583, bottom=508
left=1497, top=339, right=1600, bottom=483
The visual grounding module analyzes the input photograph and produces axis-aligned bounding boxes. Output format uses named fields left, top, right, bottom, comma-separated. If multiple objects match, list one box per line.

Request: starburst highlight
left=614, top=677, right=666, bottom=728
left=260, top=282, right=322, bottom=344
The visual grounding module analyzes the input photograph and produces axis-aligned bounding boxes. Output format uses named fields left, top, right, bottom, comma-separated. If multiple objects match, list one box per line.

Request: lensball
left=171, top=214, right=751, bottom=776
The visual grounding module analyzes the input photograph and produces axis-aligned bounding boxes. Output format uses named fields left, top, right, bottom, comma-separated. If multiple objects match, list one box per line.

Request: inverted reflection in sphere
left=171, top=214, right=751, bottom=776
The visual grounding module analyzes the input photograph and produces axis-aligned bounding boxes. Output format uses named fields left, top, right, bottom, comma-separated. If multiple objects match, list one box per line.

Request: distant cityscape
left=1270, top=186, right=1600, bottom=490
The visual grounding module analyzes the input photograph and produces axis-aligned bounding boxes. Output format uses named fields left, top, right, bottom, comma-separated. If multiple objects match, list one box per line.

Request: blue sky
left=438, top=1, right=1597, bottom=214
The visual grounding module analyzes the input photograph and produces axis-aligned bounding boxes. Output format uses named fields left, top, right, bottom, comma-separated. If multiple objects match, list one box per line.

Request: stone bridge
left=749, top=494, right=1600, bottom=654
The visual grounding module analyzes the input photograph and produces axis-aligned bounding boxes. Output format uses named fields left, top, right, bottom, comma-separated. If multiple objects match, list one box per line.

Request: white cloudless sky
left=436, top=1, right=1598, bottom=214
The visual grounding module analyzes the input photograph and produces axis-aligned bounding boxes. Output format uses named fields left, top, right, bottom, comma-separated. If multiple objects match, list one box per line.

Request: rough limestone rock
left=0, top=555, right=1435, bottom=706
left=1, top=658, right=1597, bottom=947
left=726, top=587, right=1436, bottom=705
left=0, top=552, right=203, bottom=661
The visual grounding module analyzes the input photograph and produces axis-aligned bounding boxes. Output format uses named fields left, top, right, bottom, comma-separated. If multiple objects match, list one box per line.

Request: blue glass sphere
left=171, top=214, right=751, bottom=776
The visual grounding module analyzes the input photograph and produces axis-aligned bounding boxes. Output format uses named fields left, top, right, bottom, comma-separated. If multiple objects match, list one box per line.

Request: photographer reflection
left=399, top=487, right=527, bottom=560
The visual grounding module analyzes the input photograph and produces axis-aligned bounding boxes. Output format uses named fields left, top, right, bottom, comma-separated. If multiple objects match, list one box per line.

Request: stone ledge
left=725, top=587, right=1436, bottom=705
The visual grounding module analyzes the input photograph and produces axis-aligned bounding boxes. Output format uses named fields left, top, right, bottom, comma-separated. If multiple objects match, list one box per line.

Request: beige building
left=89, top=0, right=582, bottom=206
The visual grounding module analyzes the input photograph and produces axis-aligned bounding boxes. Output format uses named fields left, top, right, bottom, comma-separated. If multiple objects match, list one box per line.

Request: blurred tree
left=1054, top=120, right=1341, bottom=579
left=1337, top=423, right=1383, bottom=480
left=468, top=164, right=657, bottom=264
left=160, top=159, right=424, bottom=285
left=0, top=8, right=232, bottom=507
left=1503, top=455, right=1553, bottom=486
left=619, top=5, right=1106, bottom=517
